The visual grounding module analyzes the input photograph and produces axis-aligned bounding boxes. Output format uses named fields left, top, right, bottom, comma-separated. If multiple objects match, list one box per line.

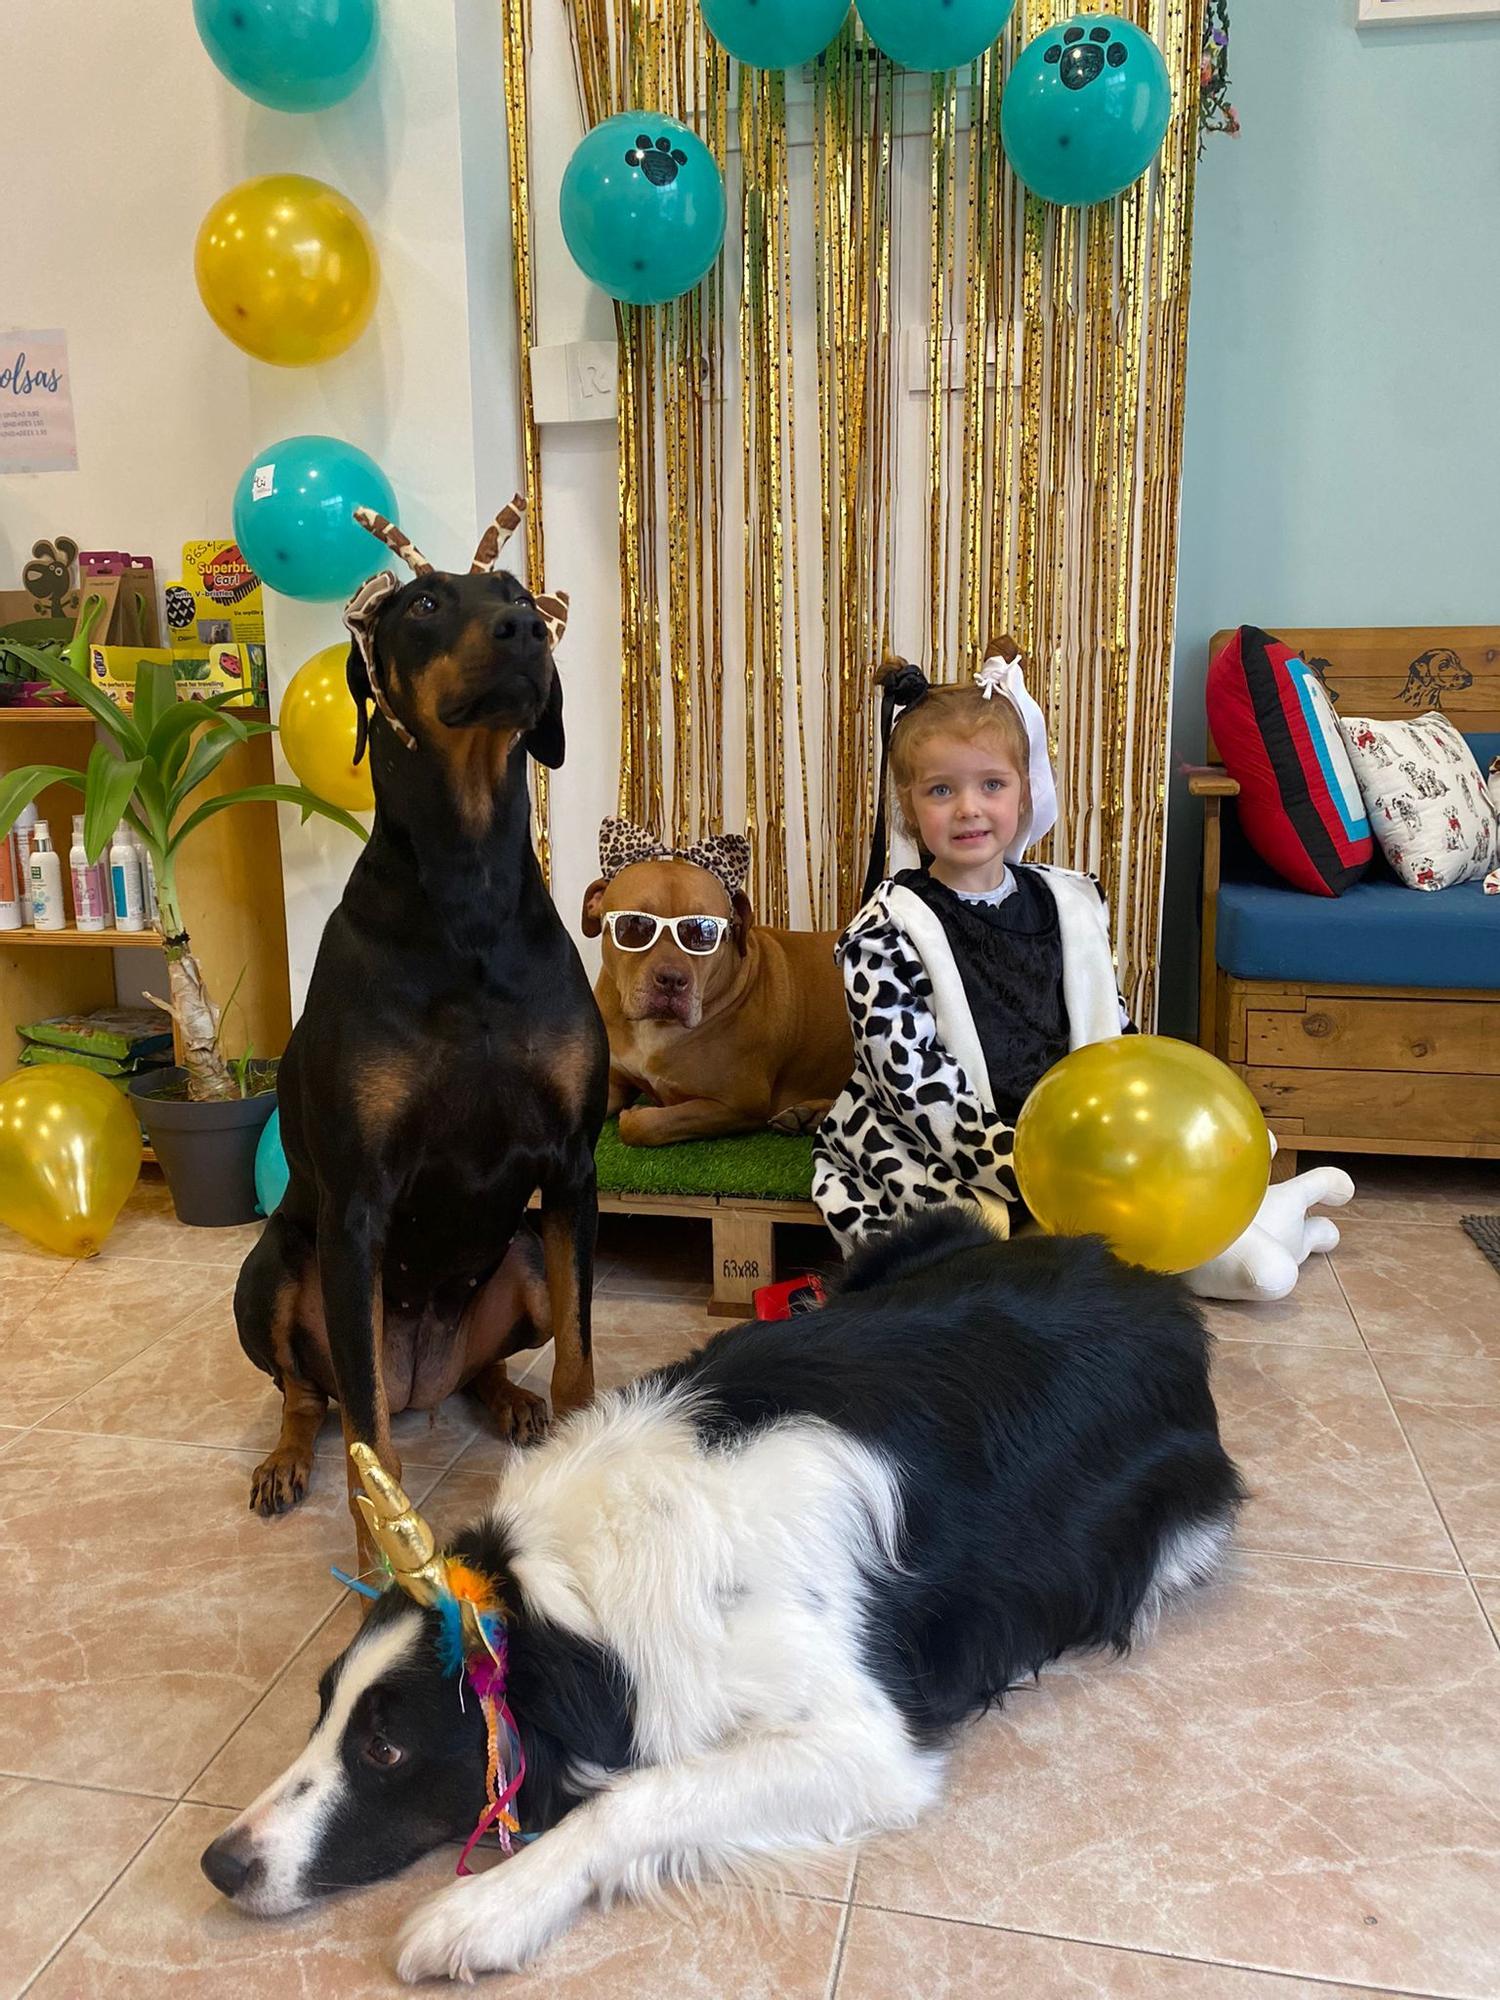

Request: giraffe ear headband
left=341, top=494, right=571, bottom=760
left=860, top=639, right=1058, bottom=903
left=341, top=1445, right=528, bottom=1874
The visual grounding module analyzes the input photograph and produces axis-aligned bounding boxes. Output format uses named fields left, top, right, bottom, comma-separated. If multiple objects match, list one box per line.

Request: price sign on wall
left=0, top=330, right=78, bottom=473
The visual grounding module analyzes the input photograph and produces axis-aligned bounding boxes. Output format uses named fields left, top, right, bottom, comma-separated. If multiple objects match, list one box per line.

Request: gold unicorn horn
left=350, top=1443, right=448, bottom=1606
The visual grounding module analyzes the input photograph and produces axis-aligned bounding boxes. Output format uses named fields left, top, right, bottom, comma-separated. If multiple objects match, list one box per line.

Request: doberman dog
left=234, top=498, right=608, bottom=1547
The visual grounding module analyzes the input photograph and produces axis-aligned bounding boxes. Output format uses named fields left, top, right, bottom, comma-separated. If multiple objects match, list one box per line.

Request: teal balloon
left=193, top=0, right=378, bottom=112
left=856, top=0, right=1016, bottom=71
left=560, top=113, right=726, bottom=308
left=233, top=435, right=396, bottom=601
left=701, top=0, right=849, bottom=68
left=255, top=1108, right=288, bottom=1218
left=1001, top=15, right=1172, bottom=206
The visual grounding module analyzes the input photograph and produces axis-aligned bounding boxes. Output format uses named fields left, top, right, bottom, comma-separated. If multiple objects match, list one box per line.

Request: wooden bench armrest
left=1192, top=768, right=1235, bottom=1052
left=1186, top=765, right=1239, bottom=798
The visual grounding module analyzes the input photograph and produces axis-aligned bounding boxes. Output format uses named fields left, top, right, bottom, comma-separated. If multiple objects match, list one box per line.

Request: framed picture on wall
left=1358, top=0, right=1500, bottom=21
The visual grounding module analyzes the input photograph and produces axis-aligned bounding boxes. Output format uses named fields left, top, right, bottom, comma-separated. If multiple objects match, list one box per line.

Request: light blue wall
left=1161, top=0, right=1500, bottom=1034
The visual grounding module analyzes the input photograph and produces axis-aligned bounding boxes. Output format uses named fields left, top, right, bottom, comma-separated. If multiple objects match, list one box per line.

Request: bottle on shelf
left=70, top=814, right=108, bottom=933
left=132, top=826, right=158, bottom=925
left=28, top=819, right=66, bottom=931
left=0, top=823, right=22, bottom=930
left=110, top=824, right=146, bottom=932
left=13, top=801, right=38, bottom=926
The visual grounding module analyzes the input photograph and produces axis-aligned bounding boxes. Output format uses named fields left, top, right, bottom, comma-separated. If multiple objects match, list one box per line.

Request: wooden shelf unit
left=2, top=709, right=292, bottom=1082
left=2, top=927, right=165, bottom=949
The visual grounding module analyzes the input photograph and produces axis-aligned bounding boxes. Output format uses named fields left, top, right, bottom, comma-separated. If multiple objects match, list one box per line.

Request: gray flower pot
left=129, top=1066, right=277, bottom=1227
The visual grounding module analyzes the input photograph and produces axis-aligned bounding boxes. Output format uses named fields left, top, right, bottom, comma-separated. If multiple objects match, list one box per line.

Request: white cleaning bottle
left=0, top=825, right=22, bottom=929
left=70, top=814, right=107, bottom=932
left=13, top=801, right=38, bottom=925
left=132, top=826, right=158, bottom=925
left=110, top=825, right=146, bottom=932
left=28, top=819, right=66, bottom=931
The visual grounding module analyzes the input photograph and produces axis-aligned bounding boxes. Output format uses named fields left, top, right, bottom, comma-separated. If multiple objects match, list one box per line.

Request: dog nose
left=493, top=612, right=547, bottom=648
left=201, top=1829, right=261, bottom=1899
left=653, top=967, right=689, bottom=995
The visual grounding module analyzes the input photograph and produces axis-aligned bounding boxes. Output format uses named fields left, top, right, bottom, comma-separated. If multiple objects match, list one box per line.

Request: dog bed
left=594, top=1116, right=815, bottom=1203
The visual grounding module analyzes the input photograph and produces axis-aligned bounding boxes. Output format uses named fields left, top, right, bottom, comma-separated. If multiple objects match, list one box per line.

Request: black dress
left=894, top=866, right=1069, bottom=1124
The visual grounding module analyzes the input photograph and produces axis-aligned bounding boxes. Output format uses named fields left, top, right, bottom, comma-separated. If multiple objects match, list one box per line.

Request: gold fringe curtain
left=505, top=0, right=1206, bottom=1024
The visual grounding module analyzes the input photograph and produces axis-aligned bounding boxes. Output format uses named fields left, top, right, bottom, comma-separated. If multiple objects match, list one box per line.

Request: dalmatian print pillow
left=1340, top=713, right=1500, bottom=892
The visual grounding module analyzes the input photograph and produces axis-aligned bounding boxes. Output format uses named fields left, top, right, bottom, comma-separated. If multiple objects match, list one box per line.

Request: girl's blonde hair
left=878, top=663, right=1032, bottom=836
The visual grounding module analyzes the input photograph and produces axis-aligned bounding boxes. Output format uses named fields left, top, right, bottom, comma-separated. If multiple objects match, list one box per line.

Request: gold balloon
left=0, top=1066, right=142, bottom=1259
left=279, top=643, right=375, bottom=812
left=194, top=173, right=378, bottom=366
left=1013, top=1036, right=1271, bottom=1274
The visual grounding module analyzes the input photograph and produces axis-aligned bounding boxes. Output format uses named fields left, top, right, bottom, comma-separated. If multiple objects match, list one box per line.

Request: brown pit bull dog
left=581, top=817, right=853, bottom=1146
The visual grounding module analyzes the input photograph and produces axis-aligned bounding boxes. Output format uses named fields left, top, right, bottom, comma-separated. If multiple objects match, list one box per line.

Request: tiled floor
left=2, top=1162, right=1498, bottom=1998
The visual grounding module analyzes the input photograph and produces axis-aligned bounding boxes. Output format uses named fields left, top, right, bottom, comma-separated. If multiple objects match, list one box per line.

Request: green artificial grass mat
left=594, top=1116, right=816, bottom=1202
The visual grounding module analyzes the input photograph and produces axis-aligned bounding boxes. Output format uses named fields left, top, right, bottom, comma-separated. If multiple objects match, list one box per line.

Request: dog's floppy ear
left=581, top=877, right=607, bottom=939
left=346, top=640, right=372, bottom=768
left=525, top=669, right=565, bottom=770
left=730, top=888, right=753, bottom=958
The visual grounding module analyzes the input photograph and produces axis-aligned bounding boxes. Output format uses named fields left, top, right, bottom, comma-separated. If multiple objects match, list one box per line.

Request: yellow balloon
left=279, top=642, right=375, bottom=812
left=194, top=173, right=378, bottom=366
left=0, top=1066, right=142, bottom=1259
left=1013, top=1036, right=1271, bottom=1274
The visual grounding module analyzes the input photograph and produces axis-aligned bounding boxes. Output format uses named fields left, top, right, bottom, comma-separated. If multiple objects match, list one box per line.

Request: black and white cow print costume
left=812, top=867, right=1123, bottom=1250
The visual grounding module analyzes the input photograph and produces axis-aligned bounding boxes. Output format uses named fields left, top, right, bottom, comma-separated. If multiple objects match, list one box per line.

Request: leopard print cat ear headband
left=598, top=816, right=751, bottom=899
left=342, top=495, right=570, bottom=758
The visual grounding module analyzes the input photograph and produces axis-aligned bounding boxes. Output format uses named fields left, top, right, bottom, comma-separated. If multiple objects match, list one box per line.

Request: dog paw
left=490, top=1380, right=550, bottom=1447
left=394, top=1873, right=567, bottom=1984
left=249, top=1451, right=312, bottom=1516
left=769, top=1102, right=825, bottom=1136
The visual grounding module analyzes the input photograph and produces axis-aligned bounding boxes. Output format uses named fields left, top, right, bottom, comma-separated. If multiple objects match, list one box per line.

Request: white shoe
left=1185, top=1167, right=1355, bottom=1304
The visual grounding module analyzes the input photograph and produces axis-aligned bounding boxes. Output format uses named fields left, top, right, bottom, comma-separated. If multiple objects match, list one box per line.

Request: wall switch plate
left=531, top=342, right=619, bottom=424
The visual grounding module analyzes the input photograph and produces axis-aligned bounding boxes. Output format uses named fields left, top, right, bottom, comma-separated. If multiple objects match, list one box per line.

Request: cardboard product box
left=164, top=541, right=265, bottom=658
left=89, top=643, right=260, bottom=710
left=78, top=552, right=160, bottom=647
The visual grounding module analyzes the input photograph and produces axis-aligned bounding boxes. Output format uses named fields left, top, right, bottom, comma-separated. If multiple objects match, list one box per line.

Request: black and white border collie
left=202, top=1212, right=1243, bottom=1983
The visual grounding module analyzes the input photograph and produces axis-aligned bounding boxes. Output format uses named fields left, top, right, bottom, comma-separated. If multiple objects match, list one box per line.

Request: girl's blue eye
left=927, top=784, right=950, bottom=798
left=984, top=777, right=1009, bottom=792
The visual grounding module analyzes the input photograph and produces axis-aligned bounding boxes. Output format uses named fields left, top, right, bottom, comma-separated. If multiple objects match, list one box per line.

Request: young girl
left=813, top=648, right=1353, bottom=1302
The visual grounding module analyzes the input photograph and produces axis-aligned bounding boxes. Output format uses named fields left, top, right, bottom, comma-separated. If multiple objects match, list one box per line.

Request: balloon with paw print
left=1001, top=14, right=1173, bottom=207
left=560, top=113, right=726, bottom=307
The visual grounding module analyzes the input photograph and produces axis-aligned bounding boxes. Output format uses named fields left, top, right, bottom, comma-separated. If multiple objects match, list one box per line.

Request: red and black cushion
left=1206, top=626, right=1373, bottom=898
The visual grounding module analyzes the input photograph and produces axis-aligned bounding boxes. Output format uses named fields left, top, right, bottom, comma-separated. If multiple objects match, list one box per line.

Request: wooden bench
left=1192, top=626, right=1500, bottom=1172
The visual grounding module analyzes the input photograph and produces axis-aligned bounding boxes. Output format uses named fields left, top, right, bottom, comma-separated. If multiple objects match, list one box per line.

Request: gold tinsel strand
left=498, top=0, right=550, bottom=880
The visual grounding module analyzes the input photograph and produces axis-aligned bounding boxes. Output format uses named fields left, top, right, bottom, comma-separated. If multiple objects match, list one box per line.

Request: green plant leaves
left=81, top=744, right=146, bottom=864
left=168, top=782, right=368, bottom=855
left=0, top=764, right=84, bottom=837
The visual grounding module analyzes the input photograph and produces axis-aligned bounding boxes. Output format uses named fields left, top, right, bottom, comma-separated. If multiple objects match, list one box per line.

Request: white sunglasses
left=602, top=910, right=729, bottom=955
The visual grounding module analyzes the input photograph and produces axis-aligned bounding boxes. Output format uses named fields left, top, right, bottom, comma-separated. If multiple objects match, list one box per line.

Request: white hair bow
left=974, top=644, right=1057, bottom=862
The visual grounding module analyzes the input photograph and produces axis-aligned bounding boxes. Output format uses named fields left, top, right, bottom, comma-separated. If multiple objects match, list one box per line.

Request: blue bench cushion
left=1215, top=729, right=1499, bottom=987
left=1217, top=874, right=1498, bottom=989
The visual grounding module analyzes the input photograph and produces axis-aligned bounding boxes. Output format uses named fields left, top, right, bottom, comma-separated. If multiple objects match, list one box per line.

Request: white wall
left=0, top=0, right=530, bottom=1008
left=1161, top=0, right=1500, bottom=1034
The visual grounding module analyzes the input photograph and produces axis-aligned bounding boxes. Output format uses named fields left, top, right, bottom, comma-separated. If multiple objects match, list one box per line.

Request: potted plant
left=0, top=599, right=365, bottom=1224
